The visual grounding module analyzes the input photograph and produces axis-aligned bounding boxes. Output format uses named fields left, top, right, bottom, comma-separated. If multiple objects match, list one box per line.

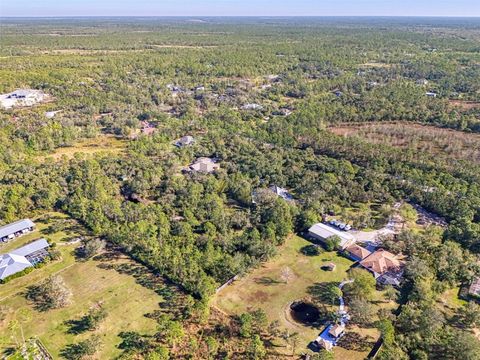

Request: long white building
left=308, top=223, right=356, bottom=250
left=0, top=219, right=35, bottom=242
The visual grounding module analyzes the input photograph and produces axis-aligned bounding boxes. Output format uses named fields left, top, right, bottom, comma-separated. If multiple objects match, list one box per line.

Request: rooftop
left=0, top=238, right=50, bottom=280
left=189, top=157, right=220, bottom=173
left=176, top=135, right=194, bottom=147
left=0, top=219, right=35, bottom=239
left=345, top=244, right=372, bottom=260
left=359, top=249, right=404, bottom=277
left=328, top=324, right=345, bottom=338
left=269, top=185, right=294, bottom=201
left=308, top=223, right=355, bottom=249
left=0, top=253, right=32, bottom=280
left=11, top=238, right=50, bottom=257
left=469, top=277, right=480, bottom=297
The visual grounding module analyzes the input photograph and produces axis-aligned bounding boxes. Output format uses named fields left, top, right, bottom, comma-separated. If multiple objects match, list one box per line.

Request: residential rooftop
left=359, top=249, right=404, bottom=277
left=0, top=238, right=50, bottom=280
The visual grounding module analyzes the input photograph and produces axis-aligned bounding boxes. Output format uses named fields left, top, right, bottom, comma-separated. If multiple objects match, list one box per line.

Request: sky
left=1, top=0, right=480, bottom=17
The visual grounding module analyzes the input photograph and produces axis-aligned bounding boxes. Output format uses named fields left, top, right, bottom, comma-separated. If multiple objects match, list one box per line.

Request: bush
left=324, top=235, right=341, bottom=251
left=0, top=266, right=34, bottom=284
left=300, top=244, right=321, bottom=256
left=78, top=238, right=106, bottom=259
left=60, top=335, right=102, bottom=360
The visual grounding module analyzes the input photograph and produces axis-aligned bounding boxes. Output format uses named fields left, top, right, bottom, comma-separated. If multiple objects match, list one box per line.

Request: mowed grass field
left=0, top=212, right=164, bottom=359
left=36, top=135, right=127, bottom=162
left=213, top=235, right=382, bottom=360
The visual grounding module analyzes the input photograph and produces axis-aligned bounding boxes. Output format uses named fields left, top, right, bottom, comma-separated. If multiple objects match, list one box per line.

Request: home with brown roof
left=345, top=244, right=372, bottom=262
left=328, top=324, right=345, bottom=338
left=359, top=249, right=405, bottom=287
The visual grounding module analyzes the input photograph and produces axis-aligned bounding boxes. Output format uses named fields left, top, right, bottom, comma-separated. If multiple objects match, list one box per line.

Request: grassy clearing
left=0, top=212, right=82, bottom=253
left=327, top=202, right=390, bottom=231
left=449, top=100, right=480, bottom=110
left=0, top=212, right=165, bottom=359
left=437, top=287, right=468, bottom=313
left=213, top=235, right=386, bottom=360
left=36, top=135, right=127, bottom=161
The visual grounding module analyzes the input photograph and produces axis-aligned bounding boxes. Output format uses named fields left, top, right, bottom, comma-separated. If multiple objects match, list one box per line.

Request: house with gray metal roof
left=0, top=219, right=35, bottom=242
left=175, top=135, right=194, bottom=148
left=0, top=254, right=32, bottom=280
left=0, top=239, right=50, bottom=281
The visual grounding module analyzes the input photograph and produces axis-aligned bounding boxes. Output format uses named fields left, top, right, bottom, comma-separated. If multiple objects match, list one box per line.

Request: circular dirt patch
left=290, top=301, right=320, bottom=325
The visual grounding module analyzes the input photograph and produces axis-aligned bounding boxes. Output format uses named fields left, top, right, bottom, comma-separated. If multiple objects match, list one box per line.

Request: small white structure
left=45, top=110, right=61, bottom=119
left=175, top=135, right=195, bottom=148
left=308, top=223, right=356, bottom=250
left=269, top=185, right=294, bottom=201
left=266, top=74, right=281, bottom=82
left=189, top=157, right=220, bottom=173
left=426, top=92, right=437, bottom=98
left=241, top=103, right=263, bottom=111
left=0, top=89, right=47, bottom=109
left=272, top=108, right=293, bottom=116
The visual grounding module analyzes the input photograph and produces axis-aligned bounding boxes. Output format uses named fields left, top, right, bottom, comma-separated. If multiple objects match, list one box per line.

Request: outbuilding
left=0, top=219, right=35, bottom=243
left=308, top=223, right=356, bottom=250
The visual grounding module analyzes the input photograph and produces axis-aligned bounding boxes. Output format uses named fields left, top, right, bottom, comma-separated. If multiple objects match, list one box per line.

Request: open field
left=214, top=235, right=391, bottom=359
left=449, top=100, right=480, bottom=110
left=37, top=135, right=127, bottom=161
left=329, top=122, right=480, bottom=164
left=0, top=212, right=166, bottom=359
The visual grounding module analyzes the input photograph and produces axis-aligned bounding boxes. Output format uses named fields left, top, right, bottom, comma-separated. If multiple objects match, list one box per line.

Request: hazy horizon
left=1, top=0, right=480, bottom=18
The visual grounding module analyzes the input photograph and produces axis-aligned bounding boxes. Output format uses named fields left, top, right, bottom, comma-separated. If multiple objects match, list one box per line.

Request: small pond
left=290, top=301, right=320, bottom=325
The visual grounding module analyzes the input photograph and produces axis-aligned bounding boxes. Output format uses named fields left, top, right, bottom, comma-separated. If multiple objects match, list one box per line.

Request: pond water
left=290, top=301, right=320, bottom=324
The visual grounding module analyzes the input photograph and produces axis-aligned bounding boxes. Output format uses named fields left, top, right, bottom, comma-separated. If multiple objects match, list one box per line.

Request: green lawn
left=437, top=287, right=468, bottom=317
left=36, top=135, right=127, bottom=162
left=0, top=212, right=165, bottom=359
left=214, top=235, right=383, bottom=360
left=0, top=211, right=80, bottom=253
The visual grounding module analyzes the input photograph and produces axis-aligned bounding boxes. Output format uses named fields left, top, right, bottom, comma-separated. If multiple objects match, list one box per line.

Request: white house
left=0, top=238, right=50, bottom=280
left=175, top=135, right=195, bottom=148
left=269, top=185, right=294, bottom=201
left=308, top=223, right=356, bottom=250
left=241, top=103, right=263, bottom=111
left=0, top=89, right=47, bottom=109
left=45, top=110, right=61, bottom=118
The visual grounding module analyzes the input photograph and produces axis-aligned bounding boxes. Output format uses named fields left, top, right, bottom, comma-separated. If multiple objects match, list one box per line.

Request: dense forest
left=0, top=17, right=480, bottom=359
